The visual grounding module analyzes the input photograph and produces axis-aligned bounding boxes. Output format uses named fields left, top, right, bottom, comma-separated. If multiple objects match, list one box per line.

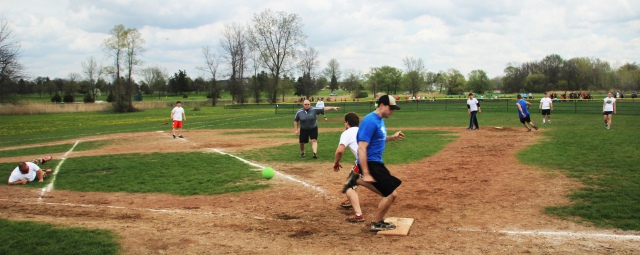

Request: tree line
left=1, top=13, right=639, bottom=111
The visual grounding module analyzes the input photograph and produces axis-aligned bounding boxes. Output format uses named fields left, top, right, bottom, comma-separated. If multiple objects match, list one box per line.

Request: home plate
left=377, top=217, right=414, bottom=236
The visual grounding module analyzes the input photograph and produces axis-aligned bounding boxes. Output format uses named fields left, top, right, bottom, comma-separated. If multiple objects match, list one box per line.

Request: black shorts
left=603, top=111, right=613, bottom=115
left=541, top=109, right=551, bottom=115
left=519, top=115, right=531, bottom=124
left=358, top=162, right=402, bottom=197
left=299, top=127, right=318, bottom=144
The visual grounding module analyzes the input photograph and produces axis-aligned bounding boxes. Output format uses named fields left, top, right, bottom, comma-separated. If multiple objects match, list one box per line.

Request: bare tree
left=220, top=22, right=248, bottom=103
left=125, top=28, right=145, bottom=106
left=247, top=9, right=306, bottom=103
left=323, top=58, right=341, bottom=92
left=81, top=56, right=104, bottom=101
left=0, top=17, right=26, bottom=102
left=103, top=24, right=128, bottom=111
left=197, top=46, right=221, bottom=106
left=402, top=55, right=426, bottom=97
left=141, top=65, right=168, bottom=100
left=298, top=46, right=319, bottom=77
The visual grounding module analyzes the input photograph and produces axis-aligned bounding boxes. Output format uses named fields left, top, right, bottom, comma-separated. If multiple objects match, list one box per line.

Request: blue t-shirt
left=357, top=112, right=387, bottom=163
left=517, top=99, right=530, bottom=118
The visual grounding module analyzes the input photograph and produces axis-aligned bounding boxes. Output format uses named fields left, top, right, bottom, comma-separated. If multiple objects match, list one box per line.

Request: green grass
left=55, top=152, right=268, bottom=196
left=240, top=130, right=456, bottom=164
left=0, top=218, right=119, bottom=255
left=518, top=113, right=640, bottom=230
left=0, top=140, right=109, bottom=158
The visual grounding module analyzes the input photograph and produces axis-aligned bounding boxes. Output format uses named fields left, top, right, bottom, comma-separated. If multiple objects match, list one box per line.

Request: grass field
left=0, top=101, right=639, bottom=253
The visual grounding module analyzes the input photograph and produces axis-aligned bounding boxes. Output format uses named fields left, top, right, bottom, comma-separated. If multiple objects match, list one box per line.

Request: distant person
left=603, top=92, right=616, bottom=129
left=8, top=156, right=53, bottom=185
left=316, top=99, right=327, bottom=120
left=516, top=94, right=538, bottom=132
left=171, top=101, right=186, bottom=138
left=466, top=93, right=481, bottom=130
left=539, top=92, right=554, bottom=124
left=294, top=99, right=339, bottom=159
left=357, top=95, right=405, bottom=232
left=332, top=112, right=365, bottom=222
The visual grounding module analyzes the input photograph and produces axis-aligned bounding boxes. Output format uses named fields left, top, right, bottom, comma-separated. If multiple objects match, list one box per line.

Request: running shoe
left=370, top=221, right=396, bottom=232
left=345, top=214, right=365, bottom=223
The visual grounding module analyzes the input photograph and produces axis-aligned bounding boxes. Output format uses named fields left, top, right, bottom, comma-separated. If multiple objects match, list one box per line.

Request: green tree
left=367, top=66, right=402, bottom=95
left=401, top=56, right=426, bottom=97
left=323, top=58, right=341, bottom=92
left=168, top=70, right=192, bottom=95
left=466, top=69, right=491, bottom=94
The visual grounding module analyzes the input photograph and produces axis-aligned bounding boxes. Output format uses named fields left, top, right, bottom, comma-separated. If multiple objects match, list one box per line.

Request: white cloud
left=1, top=0, right=638, bottom=81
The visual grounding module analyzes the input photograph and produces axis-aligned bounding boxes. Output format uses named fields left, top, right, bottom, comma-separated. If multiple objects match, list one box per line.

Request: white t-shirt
left=8, top=162, right=40, bottom=182
left=540, top=97, right=553, bottom=109
left=171, top=107, right=185, bottom=121
left=467, top=98, right=479, bottom=112
left=603, top=97, right=616, bottom=111
left=339, top=127, right=359, bottom=160
left=316, top=100, right=325, bottom=108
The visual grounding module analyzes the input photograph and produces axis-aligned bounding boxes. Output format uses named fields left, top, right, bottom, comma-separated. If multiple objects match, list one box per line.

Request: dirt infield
left=1, top=128, right=639, bottom=254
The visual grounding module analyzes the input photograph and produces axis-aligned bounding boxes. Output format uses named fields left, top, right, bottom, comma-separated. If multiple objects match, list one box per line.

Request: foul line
left=454, top=228, right=640, bottom=241
left=210, top=148, right=328, bottom=195
left=39, top=140, right=80, bottom=201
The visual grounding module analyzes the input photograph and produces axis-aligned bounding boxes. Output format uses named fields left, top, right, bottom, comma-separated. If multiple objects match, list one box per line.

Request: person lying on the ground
left=7, top=156, right=53, bottom=185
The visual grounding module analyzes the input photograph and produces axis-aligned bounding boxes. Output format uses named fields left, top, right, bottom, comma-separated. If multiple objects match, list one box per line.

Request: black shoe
left=370, top=221, right=396, bottom=232
left=533, top=125, right=538, bottom=130
left=527, top=129, right=532, bottom=132
left=173, top=134, right=176, bottom=138
left=313, top=153, right=317, bottom=159
left=300, top=152, right=305, bottom=158
left=178, top=135, right=184, bottom=138
left=341, top=170, right=360, bottom=194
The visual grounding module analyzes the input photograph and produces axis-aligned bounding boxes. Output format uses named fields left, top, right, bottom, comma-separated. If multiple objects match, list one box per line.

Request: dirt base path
left=1, top=128, right=639, bottom=254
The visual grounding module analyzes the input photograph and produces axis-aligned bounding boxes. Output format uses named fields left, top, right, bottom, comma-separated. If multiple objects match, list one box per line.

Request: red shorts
left=173, top=120, right=183, bottom=129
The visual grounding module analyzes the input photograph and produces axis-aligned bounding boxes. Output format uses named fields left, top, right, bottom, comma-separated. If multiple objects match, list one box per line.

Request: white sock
left=543, top=119, right=545, bottom=123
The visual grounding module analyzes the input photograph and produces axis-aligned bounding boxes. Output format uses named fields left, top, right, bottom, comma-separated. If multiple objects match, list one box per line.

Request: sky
left=1, top=0, right=639, bottom=82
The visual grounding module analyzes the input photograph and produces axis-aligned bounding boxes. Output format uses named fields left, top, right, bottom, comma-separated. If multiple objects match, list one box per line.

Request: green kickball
left=262, top=167, right=275, bottom=179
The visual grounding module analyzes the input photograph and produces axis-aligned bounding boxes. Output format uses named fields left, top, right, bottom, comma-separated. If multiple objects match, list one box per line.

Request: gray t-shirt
left=294, top=107, right=325, bottom=130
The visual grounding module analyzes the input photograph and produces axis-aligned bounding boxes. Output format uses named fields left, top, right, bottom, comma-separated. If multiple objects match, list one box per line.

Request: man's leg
left=36, top=169, right=44, bottom=182
left=473, top=112, right=479, bottom=129
left=172, top=121, right=177, bottom=138
left=299, top=143, right=305, bottom=156
left=607, top=115, right=612, bottom=128
left=374, top=191, right=397, bottom=222
left=311, top=139, right=318, bottom=156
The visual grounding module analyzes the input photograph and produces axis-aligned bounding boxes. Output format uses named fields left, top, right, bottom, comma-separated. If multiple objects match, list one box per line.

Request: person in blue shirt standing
left=516, top=94, right=538, bottom=132
left=357, top=95, right=405, bottom=232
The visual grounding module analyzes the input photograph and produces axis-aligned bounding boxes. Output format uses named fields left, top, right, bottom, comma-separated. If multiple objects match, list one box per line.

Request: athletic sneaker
left=173, top=134, right=176, bottom=138
left=313, top=153, right=317, bottom=159
left=42, top=156, right=52, bottom=164
left=345, top=214, right=365, bottom=223
left=178, top=135, right=184, bottom=138
left=527, top=128, right=532, bottom=132
left=533, top=125, right=538, bottom=130
left=370, top=221, right=396, bottom=232
left=44, top=169, right=52, bottom=174
left=300, top=152, right=305, bottom=158
left=340, top=199, right=352, bottom=208
left=342, top=170, right=360, bottom=194
left=606, top=125, right=610, bottom=130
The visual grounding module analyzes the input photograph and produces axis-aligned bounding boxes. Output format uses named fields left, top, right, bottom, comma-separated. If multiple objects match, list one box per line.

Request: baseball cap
left=377, top=95, right=401, bottom=110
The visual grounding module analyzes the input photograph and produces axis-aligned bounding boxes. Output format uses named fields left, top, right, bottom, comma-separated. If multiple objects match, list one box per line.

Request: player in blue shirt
left=516, top=94, right=538, bottom=132
left=356, top=95, right=405, bottom=231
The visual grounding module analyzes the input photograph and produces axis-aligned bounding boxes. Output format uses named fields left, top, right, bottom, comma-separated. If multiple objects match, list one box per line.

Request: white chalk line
left=38, top=140, right=79, bottom=201
left=454, top=227, right=640, bottom=241
left=210, top=148, right=328, bottom=196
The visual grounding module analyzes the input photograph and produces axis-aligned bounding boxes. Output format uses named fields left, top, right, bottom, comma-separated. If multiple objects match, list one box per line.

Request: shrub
left=356, top=91, right=368, bottom=98
left=106, top=93, right=116, bottom=103
left=51, top=93, right=62, bottom=103
left=63, top=94, right=75, bottom=103
left=182, top=93, right=189, bottom=98
left=83, top=93, right=95, bottom=103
